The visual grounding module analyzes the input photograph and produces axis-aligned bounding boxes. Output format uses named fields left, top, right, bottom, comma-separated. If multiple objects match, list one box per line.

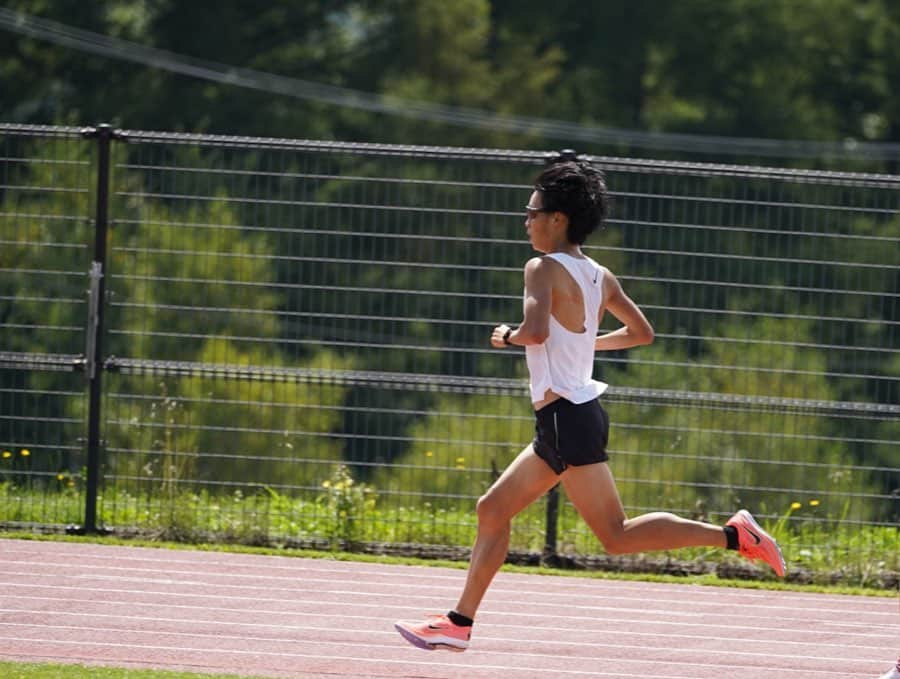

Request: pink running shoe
left=878, top=658, right=900, bottom=679
left=394, top=614, right=471, bottom=652
left=727, top=509, right=786, bottom=577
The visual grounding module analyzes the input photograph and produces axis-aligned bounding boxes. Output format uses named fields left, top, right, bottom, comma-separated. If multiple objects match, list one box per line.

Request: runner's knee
left=602, top=537, right=628, bottom=554
left=592, top=521, right=627, bottom=554
left=475, top=492, right=511, bottom=528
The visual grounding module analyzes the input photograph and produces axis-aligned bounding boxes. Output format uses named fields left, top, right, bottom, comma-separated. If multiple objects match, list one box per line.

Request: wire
left=3, top=8, right=900, bottom=160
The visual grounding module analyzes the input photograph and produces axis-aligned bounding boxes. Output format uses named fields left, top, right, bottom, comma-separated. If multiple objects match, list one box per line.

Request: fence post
left=79, top=124, right=117, bottom=535
left=538, top=148, right=580, bottom=564
left=542, top=484, right=560, bottom=563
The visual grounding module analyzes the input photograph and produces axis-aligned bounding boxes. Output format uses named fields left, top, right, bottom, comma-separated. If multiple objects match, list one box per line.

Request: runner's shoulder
left=524, top=255, right=563, bottom=275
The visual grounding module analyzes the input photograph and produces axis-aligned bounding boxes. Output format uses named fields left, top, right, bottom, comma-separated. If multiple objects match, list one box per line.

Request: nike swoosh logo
left=745, top=527, right=762, bottom=545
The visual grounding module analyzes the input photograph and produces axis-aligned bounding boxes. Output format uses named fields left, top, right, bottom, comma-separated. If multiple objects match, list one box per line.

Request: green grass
left=0, top=661, right=263, bottom=679
left=2, top=479, right=897, bottom=590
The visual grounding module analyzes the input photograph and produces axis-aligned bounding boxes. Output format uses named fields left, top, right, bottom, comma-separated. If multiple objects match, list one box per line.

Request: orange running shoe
left=727, top=509, right=786, bottom=577
left=394, top=614, right=471, bottom=652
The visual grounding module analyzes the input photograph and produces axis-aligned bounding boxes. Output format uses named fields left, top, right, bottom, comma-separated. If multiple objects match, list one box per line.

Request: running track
left=0, top=539, right=896, bottom=678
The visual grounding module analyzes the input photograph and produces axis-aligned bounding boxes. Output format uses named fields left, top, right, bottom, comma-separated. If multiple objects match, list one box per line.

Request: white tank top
left=525, top=252, right=609, bottom=404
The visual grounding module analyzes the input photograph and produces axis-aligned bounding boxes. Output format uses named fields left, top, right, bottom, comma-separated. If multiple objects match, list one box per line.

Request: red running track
left=0, top=538, right=896, bottom=678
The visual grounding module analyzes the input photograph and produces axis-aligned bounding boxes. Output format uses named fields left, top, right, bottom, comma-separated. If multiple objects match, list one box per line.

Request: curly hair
left=534, top=161, right=610, bottom=245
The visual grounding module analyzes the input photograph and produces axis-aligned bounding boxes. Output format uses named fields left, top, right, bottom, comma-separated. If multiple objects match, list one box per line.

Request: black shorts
left=532, top=398, right=609, bottom=475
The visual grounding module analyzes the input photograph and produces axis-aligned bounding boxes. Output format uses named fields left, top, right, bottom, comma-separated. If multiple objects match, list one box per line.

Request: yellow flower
left=20, top=449, right=30, bottom=457
left=455, top=457, right=465, bottom=463
left=1, top=451, right=11, bottom=459
left=57, top=473, right=65, bottom=481
left=322, top=480, right=331, bottom=488
left=790, top=502, right=802, bottom=510
left=425, top=451, right=433, bottom=457
left=809, top=499, right=820, bottom=507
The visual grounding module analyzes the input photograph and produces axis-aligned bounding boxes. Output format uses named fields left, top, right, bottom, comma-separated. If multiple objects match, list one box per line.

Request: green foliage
left=1, top=2, right=897, bottom=588
left=2, top=482, right=897, bottom=588
left=102, top=344, right=352, bottom=500
left=370, top=392, right=532, bottom=506
left=4, top=1, right=899, bottom=157
left=606, top=317, right=885, bottom=519
left=0, top=138, right=93, bottom=481
left=315, top=464, right=377, bottom=546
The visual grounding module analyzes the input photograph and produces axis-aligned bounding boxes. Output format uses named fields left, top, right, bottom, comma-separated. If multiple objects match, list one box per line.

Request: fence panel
left=0, top=125, right=93, bottom=528
left=1, top=125, right=897, bottom=583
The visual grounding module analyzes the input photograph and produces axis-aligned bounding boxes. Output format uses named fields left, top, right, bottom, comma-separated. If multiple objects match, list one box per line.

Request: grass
left=0, top=661, right=264, bottom=679
left=1, top=476, right=897, bottom=591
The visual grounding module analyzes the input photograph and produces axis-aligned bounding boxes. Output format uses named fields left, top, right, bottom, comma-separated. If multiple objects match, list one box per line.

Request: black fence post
left=79, top=124, right=117, bottom=535
left=543, top=484, right=560, bottom=564
left=538, top=149, right=580, bottom=565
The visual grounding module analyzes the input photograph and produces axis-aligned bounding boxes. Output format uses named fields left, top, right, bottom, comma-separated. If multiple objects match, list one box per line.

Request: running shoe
left=394, top=613, right=471, bottom=652
left=878, top=661, right=900, bottom=679
left=726, top=509, right=787, bottom=577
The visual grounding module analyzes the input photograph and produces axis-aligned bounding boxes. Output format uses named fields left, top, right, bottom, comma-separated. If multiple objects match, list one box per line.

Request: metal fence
left=1, top=123, right=898, bottom=583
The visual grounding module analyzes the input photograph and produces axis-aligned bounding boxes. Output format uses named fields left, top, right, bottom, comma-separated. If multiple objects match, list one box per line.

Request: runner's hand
left=491, top=324, right=512, bottom=348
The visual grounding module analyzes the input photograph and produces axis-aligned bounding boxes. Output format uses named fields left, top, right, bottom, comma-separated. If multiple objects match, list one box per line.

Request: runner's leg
left=454, top=444, right=560, bottom=618
left=562, top=462, right=727, bottom=553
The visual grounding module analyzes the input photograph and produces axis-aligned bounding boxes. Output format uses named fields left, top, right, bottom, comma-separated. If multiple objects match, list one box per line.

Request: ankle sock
left=447, top=610, right=474, bottom=627
left=724, top=525, right=739, bottom=551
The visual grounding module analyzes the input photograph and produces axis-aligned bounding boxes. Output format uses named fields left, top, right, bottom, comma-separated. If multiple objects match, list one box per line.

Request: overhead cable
left=2, top=8, right=899, bottom=160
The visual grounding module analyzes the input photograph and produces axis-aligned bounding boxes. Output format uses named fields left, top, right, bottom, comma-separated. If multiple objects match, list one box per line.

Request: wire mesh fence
left=0, top=126, right=91, bottom=530
left=1, top=123, right=897, bottom=584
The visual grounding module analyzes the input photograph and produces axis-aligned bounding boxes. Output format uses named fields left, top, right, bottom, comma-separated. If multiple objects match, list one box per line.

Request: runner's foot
left=726, top=509, right=786, bottom=577
left=394, top=613, right=471, bottom=652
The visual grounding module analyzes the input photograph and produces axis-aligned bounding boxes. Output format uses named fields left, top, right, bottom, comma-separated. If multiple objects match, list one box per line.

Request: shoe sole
left=737, top=509, right=786, bottom=576
left=394, top=623, right=468, bottom=652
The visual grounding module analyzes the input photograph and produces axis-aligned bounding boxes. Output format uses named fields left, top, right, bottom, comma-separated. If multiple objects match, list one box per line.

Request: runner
left=395, top=160, right=786, bottom=652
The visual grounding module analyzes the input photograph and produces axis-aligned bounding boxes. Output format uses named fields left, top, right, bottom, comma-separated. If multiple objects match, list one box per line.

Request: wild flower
left=317, top=464, right=377, bottom=547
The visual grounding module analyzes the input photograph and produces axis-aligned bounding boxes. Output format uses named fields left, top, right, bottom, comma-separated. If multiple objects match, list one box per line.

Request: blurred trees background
left=2, top=0, right=899, bottom=164
left=1, top=1, right=897, bottom=531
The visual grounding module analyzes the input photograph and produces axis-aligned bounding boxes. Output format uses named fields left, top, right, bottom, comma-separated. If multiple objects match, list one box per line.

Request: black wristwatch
left=502, top=327, right=513, bottom=345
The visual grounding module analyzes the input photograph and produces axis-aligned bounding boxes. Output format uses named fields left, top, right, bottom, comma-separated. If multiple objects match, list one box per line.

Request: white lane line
left=2, top=547, right=890, bottom=606
left=3, top=592, right=895, bottom=640
left=1, top=558, right=890, bottom=616
left=0, top=633, right=876, bottom=678
left=3, top=552, right=891, bottom=607
left=0, top=615, right=887, bottom=659
left=0, top=604, right=881, bottom=650
left=2, top=572, right=891, bottom=626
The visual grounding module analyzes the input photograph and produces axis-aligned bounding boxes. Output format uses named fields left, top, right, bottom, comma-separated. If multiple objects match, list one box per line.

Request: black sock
left=447, top=610, right=474, bottom=627
left=724, top=525, right=739, bottom=551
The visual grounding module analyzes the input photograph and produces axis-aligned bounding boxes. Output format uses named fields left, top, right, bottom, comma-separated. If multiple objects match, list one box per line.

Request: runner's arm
left=491, top=257, right=551, bottom=347
left=594, top=270, right=654, bottom=351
